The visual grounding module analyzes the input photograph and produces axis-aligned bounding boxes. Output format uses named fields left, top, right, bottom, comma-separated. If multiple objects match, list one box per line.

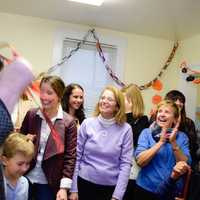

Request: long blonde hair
left=94, top=85, right=126, bottom=124
left=121, top=84, right=145, bottom=118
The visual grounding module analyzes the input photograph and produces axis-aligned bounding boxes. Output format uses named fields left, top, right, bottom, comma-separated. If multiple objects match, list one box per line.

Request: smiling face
left=174, top=99, right=184, bottom=111
left=156, top=104, right=176, bottom=129
left=40, top=82, right=60, bottom=112
left=2, top=153, right=32, bottom=181
left=98, top=89, right=118, bottom=119
left=69, top=87, right=84, bottom=114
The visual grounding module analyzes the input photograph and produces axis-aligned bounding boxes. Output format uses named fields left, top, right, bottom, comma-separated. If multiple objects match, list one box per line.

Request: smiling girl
left=61, top=83, right=85, bottom=127
left=20, top=76, right=77, bottom=200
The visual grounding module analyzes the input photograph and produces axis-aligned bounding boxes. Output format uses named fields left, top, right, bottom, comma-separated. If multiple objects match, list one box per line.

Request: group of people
left=0, top=56, right=199, bottom=200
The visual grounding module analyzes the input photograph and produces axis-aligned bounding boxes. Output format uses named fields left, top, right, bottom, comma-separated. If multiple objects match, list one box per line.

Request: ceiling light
left=68, top=0, right=104, bottom=6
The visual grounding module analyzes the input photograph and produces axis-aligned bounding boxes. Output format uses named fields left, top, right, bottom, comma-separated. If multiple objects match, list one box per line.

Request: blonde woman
left=121, top=84, right=149, bottom=200
left=70, top=86, right=133, bottom=200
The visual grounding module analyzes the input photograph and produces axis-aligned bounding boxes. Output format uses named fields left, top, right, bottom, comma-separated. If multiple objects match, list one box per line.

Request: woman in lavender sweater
left=70, top=86, right=133, bottom=200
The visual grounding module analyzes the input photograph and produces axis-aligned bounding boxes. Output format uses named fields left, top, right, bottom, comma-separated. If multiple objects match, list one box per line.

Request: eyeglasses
left=100, top=96, right=116, bottom=103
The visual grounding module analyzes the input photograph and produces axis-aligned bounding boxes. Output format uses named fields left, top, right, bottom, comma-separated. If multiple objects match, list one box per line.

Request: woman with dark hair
left=61, top=83, right=85, bottom=127
left=165, top=90, right=198, bottom=170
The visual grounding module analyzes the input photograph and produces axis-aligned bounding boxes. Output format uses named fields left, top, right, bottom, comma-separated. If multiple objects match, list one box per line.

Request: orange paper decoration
left=193, top=79, right=200, bottom=84
left=30, top=80, right=40, bottom=94
left=152, top=80, right=163, bottom=91
left=152, top=94, right=162, bottom=105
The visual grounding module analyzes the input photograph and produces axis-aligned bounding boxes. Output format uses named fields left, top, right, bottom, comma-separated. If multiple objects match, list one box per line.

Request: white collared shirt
left=27, top=105, right=73, bottom=188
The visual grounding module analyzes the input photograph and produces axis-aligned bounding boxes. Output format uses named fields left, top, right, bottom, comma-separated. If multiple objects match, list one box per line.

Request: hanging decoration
left=152, top=80, right=163, bottom=91
left=139, top=42, right=179, bottom=90
left=46, top=29, right=179, bottom=90
left=30, top=80, right=40, bottom=95
left=94, top=33, right=125, bottom=87
left=1, top=29, right=179, bottom=90
left=152, top=94, right=162, bottom=105
left=180, top=61, right=200, bottom=84
left=151, top=80, right=163, bottom=105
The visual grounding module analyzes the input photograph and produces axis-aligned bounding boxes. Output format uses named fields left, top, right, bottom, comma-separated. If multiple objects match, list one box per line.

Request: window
left=52, top=29, right=126, bottom=116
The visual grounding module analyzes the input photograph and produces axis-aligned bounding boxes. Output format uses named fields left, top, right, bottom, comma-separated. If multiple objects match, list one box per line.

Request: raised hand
left=168, top=119, right=180, bottom=144
left=124, top=95, right=132, bottom=113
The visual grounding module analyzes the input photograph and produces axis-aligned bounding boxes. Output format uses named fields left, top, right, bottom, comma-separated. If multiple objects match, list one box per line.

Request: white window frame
left=52, top=28, right=127, bottom=83
left=52, top=28, right=127, bottom=116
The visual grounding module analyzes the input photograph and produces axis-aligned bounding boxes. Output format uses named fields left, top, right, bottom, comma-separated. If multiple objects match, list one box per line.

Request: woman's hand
left=26, top=134, right=36, bottom=142
left=168, top=120, right=180, bottom=144
left=69, top=192, right=78, bottom=200
left=56, top=188, right=68, bottom=200
left=124, top=95, right=132, bottom=113
left=171, top=161, right=190, bottom=180
left=159, top=127, right=168, bottom=143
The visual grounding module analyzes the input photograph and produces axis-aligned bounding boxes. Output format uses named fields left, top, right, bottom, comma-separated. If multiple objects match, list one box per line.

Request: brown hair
left=61, top=83, right=85, bottom=123
left=40, top=75, right=65, bottom=100
left=164, top=90, right=186, bottom=128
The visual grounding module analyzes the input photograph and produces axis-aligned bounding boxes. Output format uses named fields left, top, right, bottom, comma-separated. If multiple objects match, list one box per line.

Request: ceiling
left=0, top=0, right=200, bottom=40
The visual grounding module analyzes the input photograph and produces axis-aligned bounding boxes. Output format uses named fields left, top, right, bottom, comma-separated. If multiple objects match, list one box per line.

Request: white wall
left=0, top=12, right=180, bottom=115
left=178, top=36, right=200, bottom=120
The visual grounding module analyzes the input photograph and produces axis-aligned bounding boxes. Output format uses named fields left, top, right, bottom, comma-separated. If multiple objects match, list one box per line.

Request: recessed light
left=68, top=0, right=104, bottom=6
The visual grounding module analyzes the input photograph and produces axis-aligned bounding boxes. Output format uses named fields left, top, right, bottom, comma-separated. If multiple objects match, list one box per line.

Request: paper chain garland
left=138, top=42, right=179, bottom=90
left=0, top=30, right=179, bottom=90
left=180, top=61, right=200, bottom=84
left=47, top=29, right=179, bottom=90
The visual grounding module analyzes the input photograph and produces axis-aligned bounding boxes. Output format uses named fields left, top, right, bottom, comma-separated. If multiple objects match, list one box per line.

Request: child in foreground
left=1, top=132, right=34, bottom=200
